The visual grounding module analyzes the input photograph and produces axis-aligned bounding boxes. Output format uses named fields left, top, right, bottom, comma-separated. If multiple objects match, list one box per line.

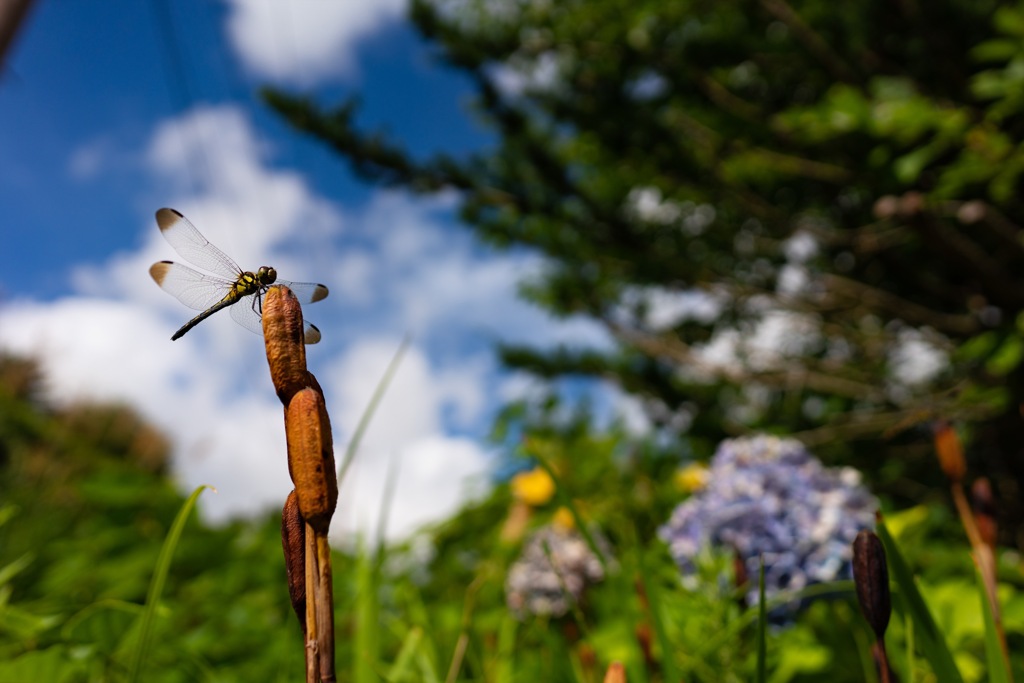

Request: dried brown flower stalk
left=852, top=530, right=892, bottom=683
left=603, top=662, right=626, bottom=683
left=282, top=490, right=306, bottom=632
left=264, top=286, right=337, bottom=683
left=931, top=425, right=1010, bottom=672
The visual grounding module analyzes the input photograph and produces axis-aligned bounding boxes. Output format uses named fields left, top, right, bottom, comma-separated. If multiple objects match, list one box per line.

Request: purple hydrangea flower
left=658, top=435, right=877, bottom=612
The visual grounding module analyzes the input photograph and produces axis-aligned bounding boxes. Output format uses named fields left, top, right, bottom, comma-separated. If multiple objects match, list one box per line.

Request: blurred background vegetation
left=265, top=0, right=1024, bottom=540
left=5, top=0, right=1024, bottom=680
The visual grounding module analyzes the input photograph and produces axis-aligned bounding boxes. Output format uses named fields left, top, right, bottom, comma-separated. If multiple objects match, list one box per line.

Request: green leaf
left=876, top=521, right=964, bottom=683
left=355, top=541, right=380, bottom=683
left=386, top=627, right=423, bottom=682
left=126, top=484, right=211, bottom=683
left=971, top=39, right=1021, bottom=63
left=0, top=604, right=61, bottom=641
left=638, top=548, right=683, bottom=683
left=994, top=6, right=1024, bottom=37
left=0, top=646, right=82, bottom=683
left=985, top=336, right=1024, bottom=376
left=0, top=552, right=33, bottom=587
left=62, top=599, right=141, bottom=653
left=977, top=572, right=1011, bottom=683
left=494, top=615, right=517, bottom=683
left=756, top=556, right=766, bottom=683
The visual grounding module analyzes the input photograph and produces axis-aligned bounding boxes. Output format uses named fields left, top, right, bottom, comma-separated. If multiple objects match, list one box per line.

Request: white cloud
left=325, top=339, right=492, bottom=538
left=2, top=103, right=610, bottom=540
left=223, top=0, right=407, bottom=84
left=488, top=51, right=562, bottom=98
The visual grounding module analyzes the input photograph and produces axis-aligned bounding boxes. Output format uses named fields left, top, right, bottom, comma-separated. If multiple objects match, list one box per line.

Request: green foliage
left=265, top=0, right=1024, bottom=536
left=2, top=354, right=1023, bottom=680
left=878, top=520, right=965, bottom=683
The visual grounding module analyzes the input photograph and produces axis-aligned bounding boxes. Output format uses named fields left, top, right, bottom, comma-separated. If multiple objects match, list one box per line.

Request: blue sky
left=0, top=0, right=622, bottom=539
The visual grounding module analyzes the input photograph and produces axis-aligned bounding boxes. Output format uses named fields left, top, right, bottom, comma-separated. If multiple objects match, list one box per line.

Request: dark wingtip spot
left=155, top=208, right=183, bottom=231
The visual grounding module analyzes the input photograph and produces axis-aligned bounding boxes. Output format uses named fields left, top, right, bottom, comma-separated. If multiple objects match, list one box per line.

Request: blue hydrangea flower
left=658, top=435, right=877, bottom=613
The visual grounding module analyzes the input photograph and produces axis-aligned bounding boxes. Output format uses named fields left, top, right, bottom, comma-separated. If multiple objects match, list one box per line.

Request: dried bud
left=873, top=195, right=899, bottom=220
left=932, top=421, right=966, bottom=483
left=852, top=530, right=891, bottom=640
left=603, top=662, right=626, bottom=683
left=898, top=191, right=925, bottom=216
left=971, top=477, right=997, bottom=548
left=956, top=200, right=986, bottom=224
left=281, top=490, right=306, bottom=631
left=263, top=285, right=312, bottom=406
left=732, top=548, right=749, bottom=594
left=285, top=387, right=338, bottom=534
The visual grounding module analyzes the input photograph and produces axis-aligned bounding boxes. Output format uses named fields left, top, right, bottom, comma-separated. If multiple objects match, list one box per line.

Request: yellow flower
left=511, top=467, right=556, bottom=506
left=552, top=506, right=576, bottom=531
left=674, top=463, right=710, bottom=493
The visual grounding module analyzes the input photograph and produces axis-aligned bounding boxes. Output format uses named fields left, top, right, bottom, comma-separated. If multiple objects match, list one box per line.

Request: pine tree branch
left=818, top=274, right=980, bottom=336
left=758, top=0, right=861, bottom=85
left=611, top=323, right=887, bottom=402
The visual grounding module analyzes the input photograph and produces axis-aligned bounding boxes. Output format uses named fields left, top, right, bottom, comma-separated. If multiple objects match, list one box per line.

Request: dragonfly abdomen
left=171, top=292, right=244, bottom=340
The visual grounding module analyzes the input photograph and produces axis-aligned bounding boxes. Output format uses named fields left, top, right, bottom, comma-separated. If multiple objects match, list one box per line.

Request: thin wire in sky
left=149, top=0, right=211, bottom=198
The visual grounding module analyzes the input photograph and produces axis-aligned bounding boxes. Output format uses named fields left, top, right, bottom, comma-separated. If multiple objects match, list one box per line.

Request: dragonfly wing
left=276, top=280, right=329, bottom=305
left=304, top=323, right=322, bottom=344
left=229, top=294, right=265, bottom=335
left=150, top=261, right=232, bottom=311
left=228, top=293, right=323, bottom=344
left=156, top=208, right=243, bottom=281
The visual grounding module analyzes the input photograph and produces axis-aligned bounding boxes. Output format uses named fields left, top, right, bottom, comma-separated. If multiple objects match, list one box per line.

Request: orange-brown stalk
left=264, top=286, right=338, bottom=683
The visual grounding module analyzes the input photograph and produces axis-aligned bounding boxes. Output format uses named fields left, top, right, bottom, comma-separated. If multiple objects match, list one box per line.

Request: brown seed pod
left=852, top=529, right=891, bottom=641
left=281, top=490, right=306, bottom=632
left=971, top=477, right=997, bottom=549
left=932, top=421, right=966, bottom=483
left=285, top=387, right=338, bottom=534
left=603, top=662, right=626, bottom=683
left=263, top=285, right=312, bottom=406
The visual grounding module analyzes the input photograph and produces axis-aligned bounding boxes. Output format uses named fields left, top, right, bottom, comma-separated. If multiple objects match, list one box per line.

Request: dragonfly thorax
left=234, top=266, right=277, bottom=296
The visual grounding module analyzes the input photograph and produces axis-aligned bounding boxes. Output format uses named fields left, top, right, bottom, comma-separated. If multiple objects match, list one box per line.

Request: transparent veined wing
left=155, top=208, right=243, bottom=281
left=228, top=293, right=266, bottom=335
left=277, top=279, right=330, bottom=306
left=149, top=261, right=233, bottom=311
left=228, top=291, right=324, bottom=344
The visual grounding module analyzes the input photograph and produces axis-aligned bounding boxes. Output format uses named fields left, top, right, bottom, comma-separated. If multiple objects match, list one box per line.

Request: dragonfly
left=149, top=208, right=329, bottom=344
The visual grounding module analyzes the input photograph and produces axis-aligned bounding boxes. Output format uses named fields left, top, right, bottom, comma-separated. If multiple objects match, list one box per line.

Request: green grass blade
left=0, top=552, right=34, bottom=586
left=375, top=452, right=400, bottom=556
left=127, top=484, right=211, bottom=683
left=355, top=542, right=380, bottom=683
left=415, top=647, right=442, bottom=683
left=338, top=334, right=410, bottom=487
left=495, top=615, right=517, bottom=683
left=756, top=556, right=766, bottom=683
left=905, top=613, right=915, bottom=683
left=876, top=520, right=964, bottom=683
left=637, top=549, right=682, bottom=683
left=386, top=626, right=423, bottom=682
left=977, top=570, right=1011, bottom=683
left=530, top=453, right=608, bottom=571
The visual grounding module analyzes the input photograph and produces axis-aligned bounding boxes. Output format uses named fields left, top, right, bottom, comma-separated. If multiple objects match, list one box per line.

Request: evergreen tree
left=265, top=0, right=1024, bottom=541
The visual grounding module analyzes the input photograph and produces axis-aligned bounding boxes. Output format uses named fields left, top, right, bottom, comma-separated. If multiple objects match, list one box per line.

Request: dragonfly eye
left=258, top=266, right=278, bottom=284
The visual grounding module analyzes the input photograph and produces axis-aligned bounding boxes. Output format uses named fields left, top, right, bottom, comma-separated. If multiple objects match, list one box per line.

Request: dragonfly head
left=256, top=266, right=278, bottom=285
